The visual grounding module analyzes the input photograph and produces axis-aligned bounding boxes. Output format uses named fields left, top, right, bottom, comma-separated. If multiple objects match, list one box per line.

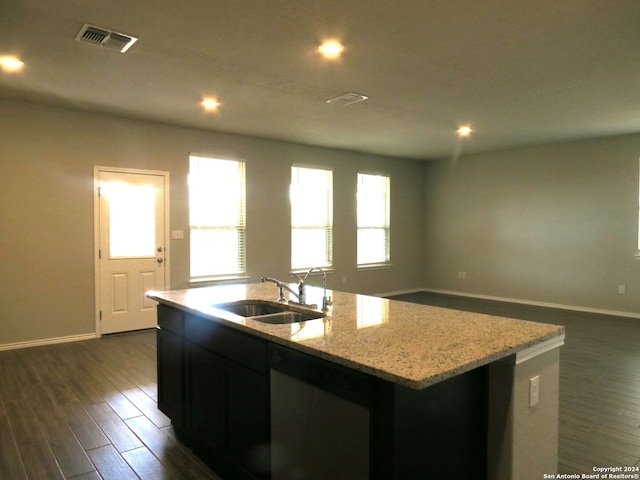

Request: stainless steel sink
left=250, top=311, right=321, bottom=324
left=217, top=301, right=288, bottom=317
left=213, top=300, right=324, bottom=324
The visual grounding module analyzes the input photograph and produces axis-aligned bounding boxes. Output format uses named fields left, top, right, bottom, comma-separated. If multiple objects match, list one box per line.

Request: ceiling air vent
left=326, top=92, right=369, bottom=107
left=75, top=23, right=138, bottom=53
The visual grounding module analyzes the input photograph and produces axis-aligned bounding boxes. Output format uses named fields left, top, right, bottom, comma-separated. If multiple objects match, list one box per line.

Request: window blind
left=291, top=166, right=333, bottom=269
left=357, top=173, right=390, bottom=266
left=189, top=155, right=246, bottom=278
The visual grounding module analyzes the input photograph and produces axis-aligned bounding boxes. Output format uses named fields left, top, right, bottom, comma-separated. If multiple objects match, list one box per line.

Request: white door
left=95, top=167, right=169, bottom=334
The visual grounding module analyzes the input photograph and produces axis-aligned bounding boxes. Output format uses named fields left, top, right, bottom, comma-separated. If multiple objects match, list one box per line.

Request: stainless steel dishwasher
left=270, top=344, right=371, bottom=480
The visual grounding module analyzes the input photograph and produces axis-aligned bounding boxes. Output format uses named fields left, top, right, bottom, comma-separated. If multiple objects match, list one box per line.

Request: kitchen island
left=148, top=283, right=565, bottom=480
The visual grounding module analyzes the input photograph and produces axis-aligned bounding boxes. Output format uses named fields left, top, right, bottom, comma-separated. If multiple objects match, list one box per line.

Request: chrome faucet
left=291, top=267, right=333, bottom=311
left=260, top=276, right=299, bottom=303
left=288, top=272, right=307, bottom=304
left=261, top=268, right=332, bottom=311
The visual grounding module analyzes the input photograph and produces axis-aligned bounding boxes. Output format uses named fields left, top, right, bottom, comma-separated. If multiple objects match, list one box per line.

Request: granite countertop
left=148, top=283, right=565, bottom=390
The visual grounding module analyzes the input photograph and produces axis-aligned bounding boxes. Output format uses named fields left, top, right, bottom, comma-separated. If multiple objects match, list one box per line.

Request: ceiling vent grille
left=75, top=23, right=138, bottom=53
left=326, top=92, right=369, bottom=107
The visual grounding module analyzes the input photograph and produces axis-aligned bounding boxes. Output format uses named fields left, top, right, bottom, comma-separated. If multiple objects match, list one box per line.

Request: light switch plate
left=171, top=230, right=184, bottom=240
left=529, top=375, right=540, bottom=407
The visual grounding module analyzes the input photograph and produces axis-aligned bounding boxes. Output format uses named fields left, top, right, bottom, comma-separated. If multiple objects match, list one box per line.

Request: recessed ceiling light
left=201, top=98, right=220, bottom=112
left=0, top=56, right=25, bottom=73
left=457, top=125, right=472, bottom=137
left=318, top=40, right=344, bottom=59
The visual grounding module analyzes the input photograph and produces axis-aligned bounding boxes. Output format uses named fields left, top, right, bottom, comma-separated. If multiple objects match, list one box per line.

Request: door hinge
left=98, top=249, right=102, bottom=259
left=99, top=310, right=102, bottom=320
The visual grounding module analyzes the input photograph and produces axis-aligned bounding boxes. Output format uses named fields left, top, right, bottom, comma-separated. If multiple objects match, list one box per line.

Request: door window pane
left=105, top=183, right=156, bottom=258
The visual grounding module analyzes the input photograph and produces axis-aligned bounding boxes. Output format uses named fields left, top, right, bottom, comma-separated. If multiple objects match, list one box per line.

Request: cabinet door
left=227, top=363, right=270, bottom=478
left=157, top=328, right=184, bottom=427
left=185, top=342, right=226, bottom=448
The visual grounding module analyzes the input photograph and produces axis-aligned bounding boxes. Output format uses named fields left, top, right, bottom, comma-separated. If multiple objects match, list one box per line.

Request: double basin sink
left=212, top=300, right=325, bottom=324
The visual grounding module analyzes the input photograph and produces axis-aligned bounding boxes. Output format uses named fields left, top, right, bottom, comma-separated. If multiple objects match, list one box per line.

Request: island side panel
left=488, top=348, right=560, bottom=480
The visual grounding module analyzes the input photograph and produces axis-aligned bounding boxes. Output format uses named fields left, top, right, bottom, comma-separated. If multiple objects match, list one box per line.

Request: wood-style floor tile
left=87, top=445, right=138, bottom=480
left=0, top=330, right=220, bottom=479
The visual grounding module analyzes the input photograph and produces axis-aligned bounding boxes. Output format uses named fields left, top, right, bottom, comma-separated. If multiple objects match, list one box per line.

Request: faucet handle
left=289, top=271, right=305, bottom=284
left=277, top=286, right=286, bottom=303
left=322, top=295, right=332, bottom=311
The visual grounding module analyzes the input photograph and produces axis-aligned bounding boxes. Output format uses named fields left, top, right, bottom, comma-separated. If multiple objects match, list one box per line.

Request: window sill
left=635, top=252, right=640, bottom=261
left=189, top=275, right=250, bottom=287
left=357, top=263, right=392, bottom=271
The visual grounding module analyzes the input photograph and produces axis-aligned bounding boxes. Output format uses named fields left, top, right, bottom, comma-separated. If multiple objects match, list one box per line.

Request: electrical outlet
left=171, top=230, right=184, bottom=240
left=457, top=271, right=467, bottom=279
left=529, top=375, right=540, bottom=407
left=342, top=276, right=347, bottom=285
left=618, top=285, right=626, bottom=295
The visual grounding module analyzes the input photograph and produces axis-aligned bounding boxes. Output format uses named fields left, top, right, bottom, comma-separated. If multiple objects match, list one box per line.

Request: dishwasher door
left=270, top=355, right=370, bottom=480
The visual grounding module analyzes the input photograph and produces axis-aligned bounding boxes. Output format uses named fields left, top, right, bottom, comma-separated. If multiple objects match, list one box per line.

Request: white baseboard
left=419, top=288, right=640, bottom=320
left=0, top=333, right=98, bottom=352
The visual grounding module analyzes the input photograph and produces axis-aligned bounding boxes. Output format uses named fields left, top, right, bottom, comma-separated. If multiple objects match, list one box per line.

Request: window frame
left=290, top=165, right=334, bottom=271
left=188, top=154, right=247, bottom=282
left=357, top=171, right=391, bottom=269
left=636, top=157, right=640, bottom=260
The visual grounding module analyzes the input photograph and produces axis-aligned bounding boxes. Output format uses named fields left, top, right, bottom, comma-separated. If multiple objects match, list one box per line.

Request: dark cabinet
left=156, top=305, right=184, bottom=427
left=156, top=305, right=269, bottom=480
left=185, top=342, right=226, bottom=446
left=184, top=341, right=269, bottom=477
left=225, top=362, right=269, bottom=472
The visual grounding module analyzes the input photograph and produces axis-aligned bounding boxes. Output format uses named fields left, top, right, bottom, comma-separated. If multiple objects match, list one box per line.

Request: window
left=357, top=172, right=390, bottom=267
left=189, top=155, right=246, bottom=279
left=291, top=166, right=333, bottom=269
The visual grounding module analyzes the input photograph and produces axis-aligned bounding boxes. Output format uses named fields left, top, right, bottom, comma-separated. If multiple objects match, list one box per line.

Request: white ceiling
left=1, top=0, right=639, bottom=160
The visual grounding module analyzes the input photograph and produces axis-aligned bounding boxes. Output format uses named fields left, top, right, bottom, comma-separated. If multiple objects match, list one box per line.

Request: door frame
left=93, top=165, right=171, bottom=337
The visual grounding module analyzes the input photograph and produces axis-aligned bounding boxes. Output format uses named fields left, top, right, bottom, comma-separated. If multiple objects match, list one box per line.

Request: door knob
left=157, top=258, right=164, bottom=264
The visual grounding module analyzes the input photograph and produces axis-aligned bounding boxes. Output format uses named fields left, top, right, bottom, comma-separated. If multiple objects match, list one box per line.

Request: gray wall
left=0, top=99, right=424, bottom=346
left=423, top=134, right=640, bottom=315
left=3, top=96, right=639, bottom=347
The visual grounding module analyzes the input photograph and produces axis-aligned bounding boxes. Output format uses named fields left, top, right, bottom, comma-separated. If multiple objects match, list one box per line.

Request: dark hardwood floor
left=1, top=292, right=639, bottom=478
left=0, top=330, right=220, bottom=480
left=392, top=291, right=640, bottom=474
